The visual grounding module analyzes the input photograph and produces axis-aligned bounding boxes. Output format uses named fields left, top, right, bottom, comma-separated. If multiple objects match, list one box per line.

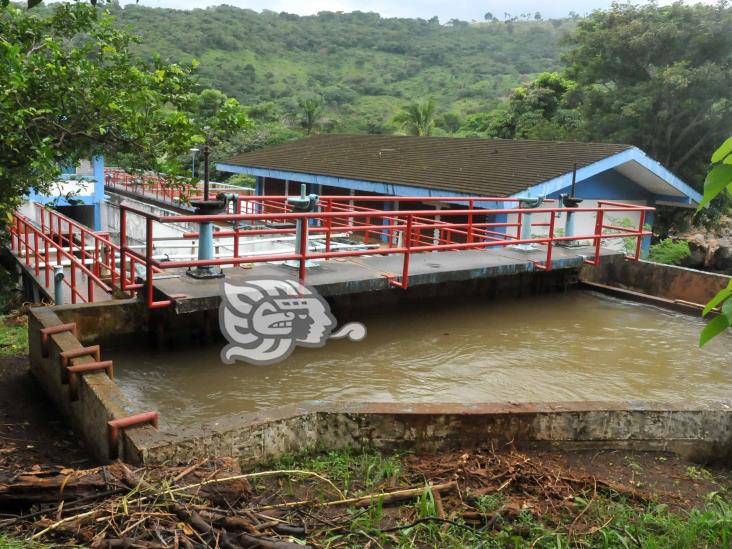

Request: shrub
left=648, top=238, right=691, bottom=265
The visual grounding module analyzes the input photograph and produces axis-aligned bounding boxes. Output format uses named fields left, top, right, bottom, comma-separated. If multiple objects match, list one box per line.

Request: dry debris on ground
left=0, top=445, right=725, bottom=548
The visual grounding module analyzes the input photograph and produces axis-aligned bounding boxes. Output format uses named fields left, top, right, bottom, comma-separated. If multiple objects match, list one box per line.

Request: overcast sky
left=117, top=0, right=719, bottom=21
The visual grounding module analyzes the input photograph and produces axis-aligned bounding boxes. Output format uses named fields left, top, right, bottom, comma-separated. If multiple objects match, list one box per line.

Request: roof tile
left=223, top=135, right=632, bottom=197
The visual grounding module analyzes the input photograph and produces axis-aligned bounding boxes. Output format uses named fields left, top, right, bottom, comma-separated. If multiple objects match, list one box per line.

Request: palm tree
left=393, top=99, right=437, bottom=136
left=298, top=96, right=324, bottom=135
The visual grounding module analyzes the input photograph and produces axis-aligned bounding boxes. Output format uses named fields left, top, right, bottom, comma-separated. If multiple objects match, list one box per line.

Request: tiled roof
left=223, top=134, right=632, bottom=197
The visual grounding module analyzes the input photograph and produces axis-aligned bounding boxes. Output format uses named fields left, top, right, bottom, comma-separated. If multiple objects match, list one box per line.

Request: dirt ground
left=0, top=356, right=93, bottom=472
left=533, top=448, right=731, bottom=508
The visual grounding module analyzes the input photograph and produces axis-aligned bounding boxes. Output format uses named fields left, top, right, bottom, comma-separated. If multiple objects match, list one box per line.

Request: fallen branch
left=258, top=481, right=457, bottom=511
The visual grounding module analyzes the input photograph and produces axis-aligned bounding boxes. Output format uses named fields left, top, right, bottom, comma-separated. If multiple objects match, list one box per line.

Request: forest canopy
left=102, top=4, right=574, bottom=135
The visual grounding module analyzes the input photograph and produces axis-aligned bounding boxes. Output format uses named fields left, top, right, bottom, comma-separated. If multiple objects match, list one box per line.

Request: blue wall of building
left=549, top=169, right=654, bottom=201
left=26, top=155, right=105, bottom=230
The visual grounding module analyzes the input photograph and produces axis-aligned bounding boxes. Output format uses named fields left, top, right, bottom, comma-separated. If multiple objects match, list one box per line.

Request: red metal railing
left=105, top=167, right=254, bottom=207
left=10, top=192, right=653, bottom=308
left=117, top=195, right=653, bottom=309
left=32, top=203, right=124, bottom=287
left=9, top=211, right=113, bottom=304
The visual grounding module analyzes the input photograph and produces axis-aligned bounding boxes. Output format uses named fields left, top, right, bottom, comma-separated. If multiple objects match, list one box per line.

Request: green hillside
left=108, top=5, right=573, bottom=132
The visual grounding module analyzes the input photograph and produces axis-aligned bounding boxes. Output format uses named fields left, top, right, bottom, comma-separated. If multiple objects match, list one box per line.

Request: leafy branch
left=698, top=137, right=732, bottom=346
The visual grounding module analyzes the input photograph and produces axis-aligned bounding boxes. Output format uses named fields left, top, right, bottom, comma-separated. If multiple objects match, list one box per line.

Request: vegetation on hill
left=106, top=4, right=574, bottom=134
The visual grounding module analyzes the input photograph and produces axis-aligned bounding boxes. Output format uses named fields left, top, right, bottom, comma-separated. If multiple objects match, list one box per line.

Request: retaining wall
left=581, top=259, right=730, bottom=305
left=28, top=306, right=156, bottom=463
left=127, top=401, right=732, bottom=467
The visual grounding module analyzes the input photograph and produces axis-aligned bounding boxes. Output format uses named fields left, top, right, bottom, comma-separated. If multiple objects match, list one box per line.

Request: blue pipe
left=198, top=222, right=214, bottom=261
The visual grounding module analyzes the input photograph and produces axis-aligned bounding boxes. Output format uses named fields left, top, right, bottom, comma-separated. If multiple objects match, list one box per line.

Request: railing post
left=386, top=215, right=394, bottom=248
left=400, top=214, right=413, bottom=289
left=146, top=217, right=154, bottom=308
left=325, top=199, right=333, bottom=256
left=120, top=207, right=127, bottom=292
left=593, top=208, right=604, bottom=266
left=93, top=238, right=100, bottom=277
left=44, top=237, right=50, bottom=288
left=23, top=222, right=29, bottom=265
left=70, top=262, right=77, bottom=304
left=10, top=215, right=17, bottom=251
left=467, top=200, right=474, bottom=244
left=545, top=208, right=556, bottom=270
left=87, top=272, right=94, bottom=302
left=80, top=229, right=87, bottom=266
left=516, top=209, right=522, bottom=242
left=33, top=232, right=39, bottom=276
left=634, top=210, right=646, bottom=260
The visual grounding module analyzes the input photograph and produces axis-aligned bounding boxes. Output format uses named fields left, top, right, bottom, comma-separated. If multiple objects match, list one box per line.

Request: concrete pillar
left=254, top=176, right=264, bottom=214
left=642, top=205, right=655, bottom=258
left=433, top=205, right=443, bottom=247
left=92, top=155, right=105, bottom=231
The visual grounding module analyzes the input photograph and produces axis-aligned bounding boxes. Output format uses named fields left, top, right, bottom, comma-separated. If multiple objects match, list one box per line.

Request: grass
left=0, top=313, right=27, bottom=358
left=271, top=447, right=403, bottom=496
left=0, top=534, right=48, bottom=548
left=324, top=493, right=732, bottom=548
left=263, top=449, right=732, bottom=548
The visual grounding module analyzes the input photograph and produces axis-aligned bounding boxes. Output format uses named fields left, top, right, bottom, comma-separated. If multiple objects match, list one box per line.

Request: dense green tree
left=437, top=112, right=462, bottom=134
left=212, top=122, right=299, bottom=181
left=0, top=3, right=207, bottom=221
left=394, top=99, right=437, bottom=136
left=564, top=2, right=732, bottom=186
left=479, top=72, right=580, bottom=140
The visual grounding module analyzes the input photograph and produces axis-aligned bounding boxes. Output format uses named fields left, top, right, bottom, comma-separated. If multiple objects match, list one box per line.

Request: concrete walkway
left=153, top=245, right=623, bottom=313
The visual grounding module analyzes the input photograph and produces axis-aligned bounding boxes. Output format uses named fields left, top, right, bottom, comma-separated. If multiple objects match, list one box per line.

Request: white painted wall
left=504, top=199, right=647, bottom=253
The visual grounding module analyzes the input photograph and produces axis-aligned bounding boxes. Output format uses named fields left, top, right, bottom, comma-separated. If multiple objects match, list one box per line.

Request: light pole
left=189, top=148, right=200, bottom=180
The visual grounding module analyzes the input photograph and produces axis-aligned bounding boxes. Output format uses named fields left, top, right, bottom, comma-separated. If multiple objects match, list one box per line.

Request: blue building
left=25, top=155, right=106, bottom=230
left=217, top=135, right=702, bottom=254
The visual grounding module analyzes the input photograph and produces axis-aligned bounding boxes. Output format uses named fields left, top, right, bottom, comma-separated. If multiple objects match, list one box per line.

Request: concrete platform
left=153, top=245, right=623, bottom=314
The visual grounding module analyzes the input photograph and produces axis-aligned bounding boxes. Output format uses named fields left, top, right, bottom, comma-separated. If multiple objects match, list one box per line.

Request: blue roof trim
left=512, top=147, right=702, bottom=205
left=216, top=163, right=506, bottom=208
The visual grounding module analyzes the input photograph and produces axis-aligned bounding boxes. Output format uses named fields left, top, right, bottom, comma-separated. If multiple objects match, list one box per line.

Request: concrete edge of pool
left=27, top=290, right=732, bottom=467
left=22, top=257, right=732, bottom=466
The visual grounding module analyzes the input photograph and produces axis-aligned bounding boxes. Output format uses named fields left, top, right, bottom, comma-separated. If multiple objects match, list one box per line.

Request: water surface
left=110, top=291, right=732, bottom=429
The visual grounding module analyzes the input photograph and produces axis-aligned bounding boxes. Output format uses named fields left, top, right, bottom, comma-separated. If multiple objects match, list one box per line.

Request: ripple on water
left=108, top=291, right=732, bottom=429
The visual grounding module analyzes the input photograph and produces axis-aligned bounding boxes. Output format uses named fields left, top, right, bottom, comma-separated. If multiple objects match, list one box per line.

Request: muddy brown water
left=110, top=290, right=732, bottom=429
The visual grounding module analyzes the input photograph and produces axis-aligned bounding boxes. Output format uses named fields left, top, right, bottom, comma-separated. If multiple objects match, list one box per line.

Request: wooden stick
left=30, top=469, right=341, bottom=541
left=257, top=481, right=457, bottom=511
